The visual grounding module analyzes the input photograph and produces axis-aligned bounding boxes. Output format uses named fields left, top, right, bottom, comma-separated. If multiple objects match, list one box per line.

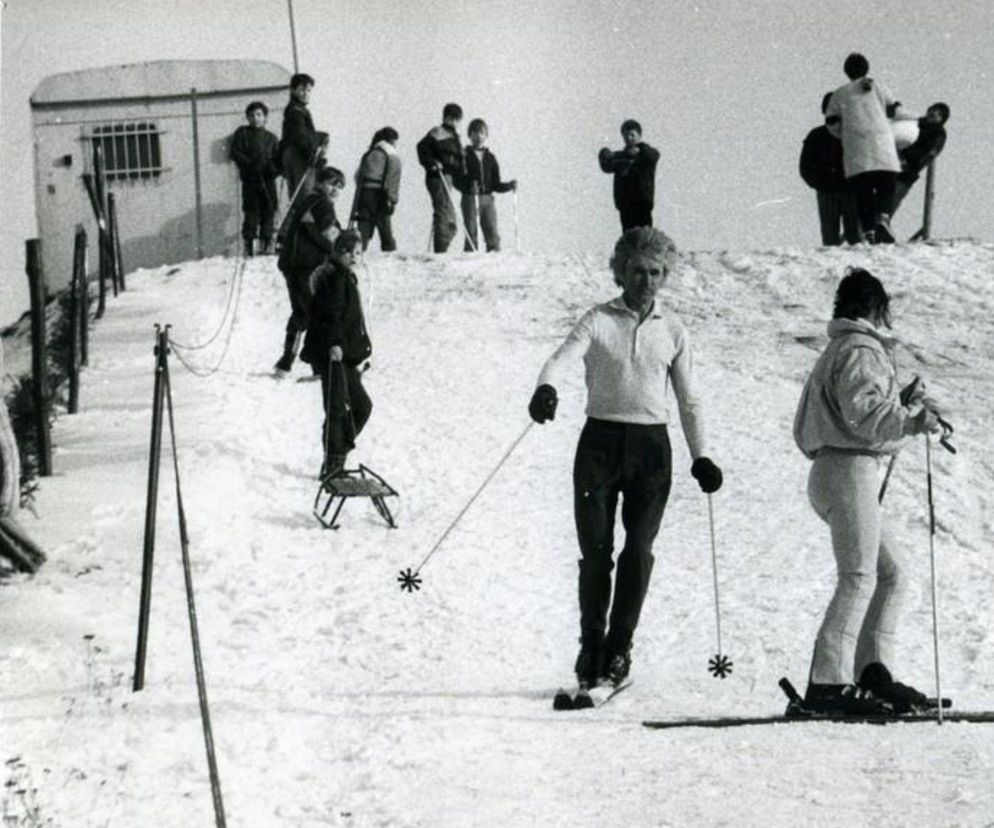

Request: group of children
left=799, top=52, right=950, bottom=246
left=228, top=75, right=523, bottom=479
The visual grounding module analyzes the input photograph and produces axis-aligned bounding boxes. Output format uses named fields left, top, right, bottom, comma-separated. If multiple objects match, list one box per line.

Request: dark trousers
left=241, top=180, right=278, bottom=243
left=816, top=190, right=860, bottom=245
left=461, top=193, right=500, bottom=251
left=573, top=419, right=672, bottom=648
left=356, top=188, right=397, bottom=252
left=319, top=363, right=372, bottom=457
left=847, top=171, right=897, bottom=234
left=619, top=202, right=653, bottom=231
left=280, top=267, right=312, bottom=362
left=426, top=175, right=458, bottom=252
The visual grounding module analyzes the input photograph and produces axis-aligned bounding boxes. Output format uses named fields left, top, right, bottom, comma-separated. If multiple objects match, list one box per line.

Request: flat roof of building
left=32, top=59, right=291, bottom=109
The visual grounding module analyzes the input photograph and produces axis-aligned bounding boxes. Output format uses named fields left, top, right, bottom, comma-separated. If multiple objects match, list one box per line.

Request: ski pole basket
left=313, top=463, right=398, bottom=530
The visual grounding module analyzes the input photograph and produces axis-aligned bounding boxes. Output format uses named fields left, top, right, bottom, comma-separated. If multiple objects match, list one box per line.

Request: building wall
left=32, top=74, right=287, bottom=293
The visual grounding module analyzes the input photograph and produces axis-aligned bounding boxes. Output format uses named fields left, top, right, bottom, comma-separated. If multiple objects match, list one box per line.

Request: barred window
left=90, top=122, right=164, bottom=181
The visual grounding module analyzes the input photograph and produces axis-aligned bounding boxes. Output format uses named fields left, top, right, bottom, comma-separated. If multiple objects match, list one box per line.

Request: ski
left=642, top=709, right=994, bottom=731
left=553, top=680, right=632, bottom=711
left=642, top=676, right=984, bottom=731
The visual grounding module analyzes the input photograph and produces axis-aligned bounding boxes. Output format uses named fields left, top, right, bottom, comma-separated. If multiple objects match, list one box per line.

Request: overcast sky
left=2, top=0, right=992, bottom=325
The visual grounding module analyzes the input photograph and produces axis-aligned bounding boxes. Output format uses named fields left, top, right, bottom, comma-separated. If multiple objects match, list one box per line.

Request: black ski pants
left=619, top=202, right=654, bottom=232
left=241, top=179, right=278, bottom=243
left=573, top=418, right=672, bottom=648
left=847, top=171, right=897, bottom=235
left=319, top=363, right=372, bottom=458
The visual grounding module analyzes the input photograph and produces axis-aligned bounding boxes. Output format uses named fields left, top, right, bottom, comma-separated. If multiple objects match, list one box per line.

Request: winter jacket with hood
left=794, top=317, right=910, bottom=459
left=301, top=260, right=372, bottom=371
left=599, top=142, right=660, bottom=209
left=356, top=140, right=402, bottom=204
left=825, top=78, right=903, bottom=178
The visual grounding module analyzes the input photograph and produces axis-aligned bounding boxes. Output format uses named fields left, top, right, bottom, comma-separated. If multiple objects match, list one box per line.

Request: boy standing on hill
left=301, top=231, right=372, bottom=478
left=893, top=102, right=950, bottom=216
left=274, top=166, right=345, bottom=376
left=230, top=101, right=281, bottom=256
left=280, top=73, right=329, bottom=198
left=458, top=119, right=517, bottom=252
left=599, top=120, right=660, bottom=231
left=799, top=93, right=859, bottom=246
left=417, top=103, right=465, bottom=253
left=354, top=127, right=402, bottom=252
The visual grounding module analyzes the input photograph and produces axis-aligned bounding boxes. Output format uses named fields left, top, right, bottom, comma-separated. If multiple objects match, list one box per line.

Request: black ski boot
left=802, top=682, right=894, bottom=716
left=574, top=633, right=604, bottom=690
left=858, top=662, right=928, bottom=713
left=601, top=632, right=632, bottom=687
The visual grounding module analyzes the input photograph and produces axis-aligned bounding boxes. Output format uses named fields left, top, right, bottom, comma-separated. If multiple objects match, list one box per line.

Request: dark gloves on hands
left=528, top=384, right=558, bottom=424
left=691, top=457, right=723, bottom=494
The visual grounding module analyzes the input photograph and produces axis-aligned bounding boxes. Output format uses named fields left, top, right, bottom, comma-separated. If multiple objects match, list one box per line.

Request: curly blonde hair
left=610, top=227, right=678, bottom=286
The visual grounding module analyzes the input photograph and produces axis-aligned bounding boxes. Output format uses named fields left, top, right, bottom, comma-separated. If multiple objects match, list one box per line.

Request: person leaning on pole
left=528, top=226, right=723, bottom=689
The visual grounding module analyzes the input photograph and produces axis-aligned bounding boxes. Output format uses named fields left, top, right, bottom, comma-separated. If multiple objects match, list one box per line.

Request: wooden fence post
left=25, top=240, right=52, bottom=476
left=67, top=227, right=86, bottom=414
left=109, top=192, right=126, bottom=291
left=92, top=146, right=109, bottom=318
left=79, top=238, right=90, bottom=367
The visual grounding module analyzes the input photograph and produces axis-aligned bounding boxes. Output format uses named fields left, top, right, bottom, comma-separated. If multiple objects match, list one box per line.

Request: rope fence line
left=168, top=258, right=247, bottom=378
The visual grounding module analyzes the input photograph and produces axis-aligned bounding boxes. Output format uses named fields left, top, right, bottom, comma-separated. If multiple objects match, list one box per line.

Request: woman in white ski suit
left=794, top=269, right=938, bottom=693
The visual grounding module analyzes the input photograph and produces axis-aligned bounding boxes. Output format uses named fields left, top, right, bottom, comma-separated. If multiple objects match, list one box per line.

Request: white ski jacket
left=793, top=317, right=909, bottom=460
left=826, top=78, right=904, bottom=178
left=536, top=297, right=706, bottom=458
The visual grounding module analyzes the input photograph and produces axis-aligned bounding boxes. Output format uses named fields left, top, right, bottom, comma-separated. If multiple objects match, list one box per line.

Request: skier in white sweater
left=529, top=227, right=723, bottom=688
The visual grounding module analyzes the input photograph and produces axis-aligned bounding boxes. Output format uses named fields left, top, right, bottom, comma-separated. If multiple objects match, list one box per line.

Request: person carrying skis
left=528, top=226, right=723, bottom=688
left=353, top=127, right=402, bottom=252
left=458, top=118, right=517, bottom=252
left=274, top=166, right=345, bottom=376
left=416, top=103, right=465, bottom=253
left=598, top=119, right=660, bottom=231
left=794, top=267, right=943, bottom=714
left=279, top=73, right=329, bottom=198
left=230, top=101, right=281, bottom=256
left=300, top=230, right=372, bottom=478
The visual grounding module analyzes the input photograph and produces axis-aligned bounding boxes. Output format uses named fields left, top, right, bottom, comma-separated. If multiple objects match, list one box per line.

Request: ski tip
left=552, top=689, right=574, bottom=711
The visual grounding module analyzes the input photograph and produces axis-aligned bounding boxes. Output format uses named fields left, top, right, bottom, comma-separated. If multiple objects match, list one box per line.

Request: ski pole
left=440, top=173, right=477, bottom=252
left=878, top=454, right=898, bottom=503
left=925, top=433, right=943, bottom=724
left=705, top=494, right=733, bottom=678
left=512, top=189, right=521, bottom=253
left=400, top=421, right=534, bottom=589
left=473, top=187, right=482, bottom=253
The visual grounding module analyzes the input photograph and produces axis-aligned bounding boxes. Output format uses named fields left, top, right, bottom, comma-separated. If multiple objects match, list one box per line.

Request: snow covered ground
left=3, top=239, right=994, bottom=827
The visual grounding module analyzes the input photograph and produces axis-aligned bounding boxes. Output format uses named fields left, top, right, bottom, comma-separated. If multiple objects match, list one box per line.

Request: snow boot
left=874, top=214, right=895, bottom=244
left=802, top=683, right=894, bottom=716
left=259, top=236, right=273, bottom=255
left=320, top=453, right=347, bottom=483
left=601, top=632, right=632, bottom=687
left=273, top=352, right=294, bottom=375
left=243, top=238, right=255, bottom=257
left=574, top=633, right=604, bottom=689
left=858, top=662, right=928, bottom=713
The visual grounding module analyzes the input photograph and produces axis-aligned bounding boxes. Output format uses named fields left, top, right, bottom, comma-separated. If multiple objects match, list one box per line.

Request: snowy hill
left=3, top=241, right=994, bottom=827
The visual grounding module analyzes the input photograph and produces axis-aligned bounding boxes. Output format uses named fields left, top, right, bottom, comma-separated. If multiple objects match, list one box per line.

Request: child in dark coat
left=599, top=119, right=660, bottom=231
left=458, top=119, right=517, bottom=252
left=230, top=101, right=280, bottom=255
left=301, top=231, right=372, bottom=477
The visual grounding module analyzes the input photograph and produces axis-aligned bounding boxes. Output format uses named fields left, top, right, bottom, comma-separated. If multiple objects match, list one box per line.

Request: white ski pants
left=808, top=451, right=907, bottom=685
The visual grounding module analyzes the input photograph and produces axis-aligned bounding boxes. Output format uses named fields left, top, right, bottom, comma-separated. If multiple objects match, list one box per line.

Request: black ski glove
left=528, top=384, right=558, bottom=424
left=691, top=457, right=723, bottom=494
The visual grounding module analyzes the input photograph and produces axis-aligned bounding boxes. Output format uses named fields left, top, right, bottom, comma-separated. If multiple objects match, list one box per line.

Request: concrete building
left=31, top=59, right=290, bottom=291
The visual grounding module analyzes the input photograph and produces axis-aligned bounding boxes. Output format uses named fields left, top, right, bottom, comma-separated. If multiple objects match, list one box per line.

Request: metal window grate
left=90, top=122, right=164, bottom=181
